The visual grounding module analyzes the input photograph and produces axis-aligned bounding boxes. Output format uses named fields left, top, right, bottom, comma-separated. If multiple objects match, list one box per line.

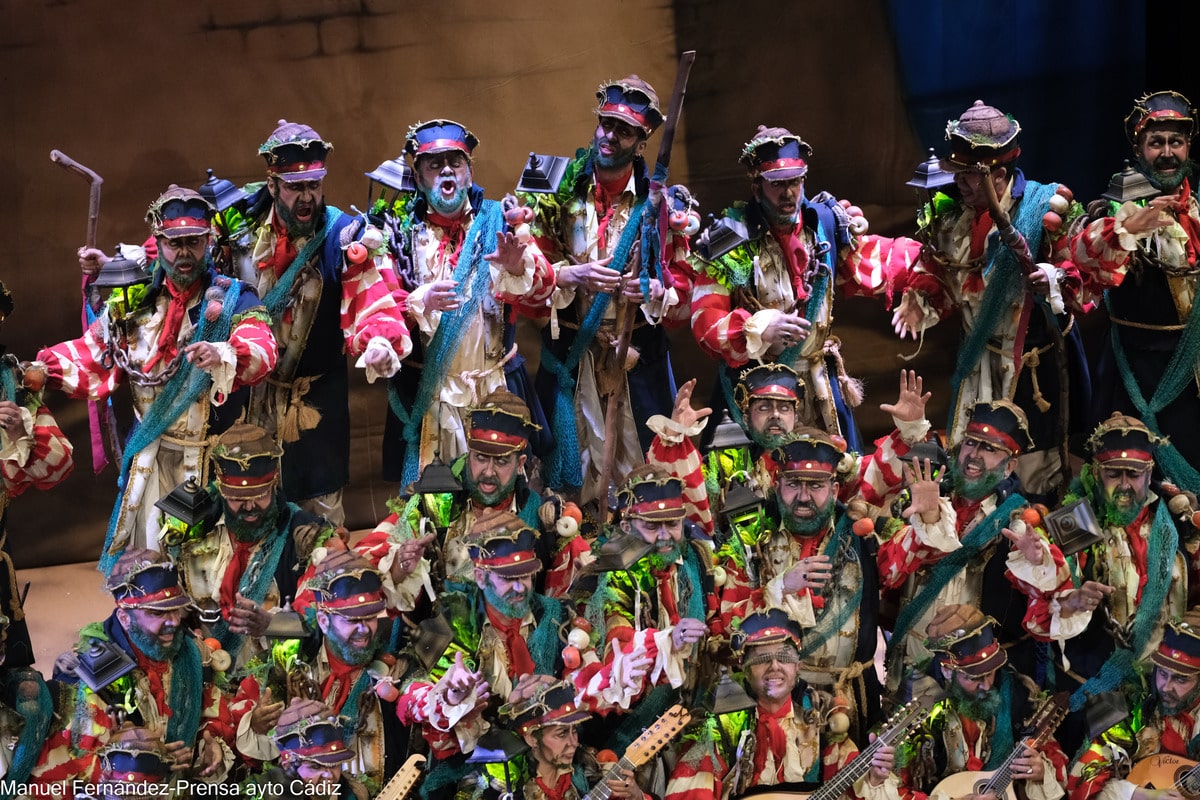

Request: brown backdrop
left=3, top=0, right=958, bottom=568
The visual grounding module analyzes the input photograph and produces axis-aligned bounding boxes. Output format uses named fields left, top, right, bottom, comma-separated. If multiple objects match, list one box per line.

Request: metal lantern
left=365, top=157, right=416, bottom=210
left=198, top=168, right=250, bottom=213
left=516, top=152, right=570, bottom=194
left=154, top=476, right=219, bottom=547
left=706, top=665, right=757, bottom=715
left=906, top=147, right=955, bottom=194
left=709, top=411, right=752, bottom=451
left=1100, top=160, right=1160, bottom=204
left=76, top=639, right=137, bottom=693
left=465, top=728, right=529, bottom=798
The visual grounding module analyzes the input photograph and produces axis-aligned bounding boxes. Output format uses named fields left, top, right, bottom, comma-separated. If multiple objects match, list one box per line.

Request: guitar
left=1128, top=753, right=1200, bottom=800
left=930, top=692, right=1069, bottom=800
left=376, top=753, right=427, bottom=800
left=583, top=704, right=693, bottom=800
left=733, top=686, right=944, bottom=800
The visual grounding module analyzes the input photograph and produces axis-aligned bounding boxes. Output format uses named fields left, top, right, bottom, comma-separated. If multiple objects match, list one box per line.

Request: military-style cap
left=404, top=119, right=479, bottom=159
left=595, top=75, right=664, bottom=135
left=467, top=389, right=540, bottom=457
left=106, top=549, right=192, bottom=611
left=500, top=675, right=590, bottom=737
left=740, top=125, right=813, bottom=181
left=617, top=464, right=686, bottom=522
left=309, top=551, right=386, bottom=620
left=1088, top=412, right=1162, bottom=471
left=467, top=509, right=542, bottom=578
left=733, top=608, right=803, bottom=657
left=274, top=698, right=355, bottom=766
left=925, top=603, right=1007, bottom=677
left=99, top=725, right=172, bottom=782
left=772, top=428, right=847, bottom=480
left=146, top=185, right=215, bottom=239
left=1126, top=90, right=1197, bottom=145
left=211, top=423, right=283, bottom=499
left=961, top=400, right=1034, bottom=455
left=259, top=119, right=332, bottom=182
left=942, top=100, right=1022, bottom=172
left=734, top=362, right=805, bottom=412
left=1152, top=609, right=1200, bottom=677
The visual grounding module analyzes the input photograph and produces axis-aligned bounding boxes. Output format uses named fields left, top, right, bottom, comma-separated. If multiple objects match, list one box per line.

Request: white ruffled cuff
left=374, top=544, right=435, bottom=612
left=1023, top=753, right=1066, bottom=800
left=1005, top=531, right=1061, bottom=592
left=894, top=416, right=932, bottom=446
left=650, top=627, right=687, bottom=688
left=764, top=574, right=817, bottom=627
left=207, top=342, right=237, bottom=405
left=406, top=284, right=440, bottom=336
left=1035, top=263, right=1066, bottom=315
left=192, top=736, right=234, bottom=784
left=356, top=336, right=401, bottom=383
left=1113, top=202, right=1153, bottom=251
left=235, top=708, right=281, bottom=761
left=743, top=308, right=782, bottom=360
left=491, top=249, right=536, bottom=297
left=908, top=497, right=959, bottom=551
left=853, top=772, right=901, bottom=800
left=645, top=414, right=707, bottom=445
left=427, top=684, right=484, bottom=733
left=0, top=407, right=34, bottom=466
left=1048, top=595, right=1092, bottom=641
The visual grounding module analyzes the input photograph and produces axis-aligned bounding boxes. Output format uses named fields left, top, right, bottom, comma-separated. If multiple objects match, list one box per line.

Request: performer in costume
left=664, top=608, right=898, bottom=800
left=891, top=101, right=1087, bottom=500
left=896, top=604, right=1068, bottom=800
left=167, top=423, right=337, bottom=667
left=690, top=125, right=923, bottom=452
left=30, top=549, right=236, bottom=797
left=1070, top=91, right=1200, bottom=490
left=380, top=119, right=555, bottom=486
left=246, top=119, right=411, bottom=525
left=524, top=75, right=696, bottom=505
left=38, top=187, right=277, bottom=571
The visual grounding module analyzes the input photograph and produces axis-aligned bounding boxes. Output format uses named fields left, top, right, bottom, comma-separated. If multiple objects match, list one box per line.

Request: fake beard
left=225, top=501, right=281, bottom=542
left=1138, top=155, right=1195, bottom=192
left=646, top=538, right=685, bottom=572
left=162, top=252, right=208, bottom=288
left=750, top=417, right=792, bottom=450
left=276, top=197, right=321, bottom=238
left=1098, top=487, right=1145, bottom=529
left=482, top=580, right=532, bottom=619
left=325, top=625, right=379, bottom=667
left=946, top=676, right=1002, bottom=722
left=424, top=179, right=470, bottom=217
left=127, top=621, right=184, bottom=661
left=777, top=493, right=835, bottom=536
left=949, top=458, right=1006, bottom=501
left=463, top=468, right=518, bottom=508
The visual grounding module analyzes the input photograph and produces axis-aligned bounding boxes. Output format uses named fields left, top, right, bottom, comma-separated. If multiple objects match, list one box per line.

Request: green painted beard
left=776, top=493, right=835, bottom=535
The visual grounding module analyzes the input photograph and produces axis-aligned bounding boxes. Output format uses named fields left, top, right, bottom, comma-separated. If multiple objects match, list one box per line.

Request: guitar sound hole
left=1176, top=768, right=1200, bottom=798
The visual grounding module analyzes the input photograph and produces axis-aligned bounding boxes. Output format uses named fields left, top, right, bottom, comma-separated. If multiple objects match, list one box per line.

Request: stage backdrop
left=0, top=0, right=1145, bottom=569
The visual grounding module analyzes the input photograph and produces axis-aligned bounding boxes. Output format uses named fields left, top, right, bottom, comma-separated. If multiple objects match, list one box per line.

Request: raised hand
left=901, top=457, right=942, bottom=524
left=879, top=369, right=931, bottom=423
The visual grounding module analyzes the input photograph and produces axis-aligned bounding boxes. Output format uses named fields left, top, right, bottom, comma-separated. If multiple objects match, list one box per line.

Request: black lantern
left=516, top=152, right=570, bottom=194
left=76, top=639, right=137, bottom=693
left=92, top=249, right=151, bottom=321
left=695, top=213, right=750, bottom=262
left=198, top=168, right=250, bottom=213
left=1100, top=161, right=1160, bottom=204
left=705, top=665, right=757, bottom=715
left=155, top=476, right=219, bottom=547
left=905, top=148, right=955, bottom=194
left=365, top=157, right=416, bottom=211
left=465, top=728, right=529, bottom=798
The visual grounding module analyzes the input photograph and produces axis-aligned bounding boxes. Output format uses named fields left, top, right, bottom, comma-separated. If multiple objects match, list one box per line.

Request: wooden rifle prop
left=48, top=149, right=121, bottom=471
left=726, top=686, right=943, bottom=800
left=375, top=753, right=427, bottom=800
left=930, top=691, right=1069, bottom=800
left=1128, top=753, right=1200, bottom=800
left=977, top=165, right=1072, bottom=491
left=597, top=50, right=696, bottom=514
left=583, top=704, right=692, bottom=800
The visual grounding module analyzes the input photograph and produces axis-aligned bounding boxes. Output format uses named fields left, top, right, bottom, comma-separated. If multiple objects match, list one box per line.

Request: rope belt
left=800, top=659, right=873, bottom=729
left=265, top=375, right=320, bottom=443
left=1109, top=315, right=1187, bottom=331
left=986, top=340, right=1056, bottom=411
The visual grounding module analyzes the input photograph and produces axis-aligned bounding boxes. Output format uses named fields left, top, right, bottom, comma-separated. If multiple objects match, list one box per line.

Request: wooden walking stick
left=49, top=149, right=117, bottom=472
left=596, top=50, right=696, bottom=512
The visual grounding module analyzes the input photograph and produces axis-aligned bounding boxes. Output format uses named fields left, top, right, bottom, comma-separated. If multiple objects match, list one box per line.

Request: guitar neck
left=375, top=753, right=426, bottom=800
left=584, top=757, right=636, bottom=800
left=808, top=703, right=931, bottom=800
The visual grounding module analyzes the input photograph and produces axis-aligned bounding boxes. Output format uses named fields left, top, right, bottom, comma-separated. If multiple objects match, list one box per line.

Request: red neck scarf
left=753, top=698, right=793, bottom=782
left=650, top=564, right=681, bottom=625
left=129, top=639, right=172, bottom=720
left=321, top=648, right=364, bottom=714
left=218, top=534, right=258, bottom=618
left=593, top=170, right=631, bottom=252
left=484, top=603, right=535, bottom=678
left=427, top=211, right=468, bottom=268
left=769, top=224, right=810, bottom=303
left=958, top=715, right=988, bottom=771
left=1124, top=506, right=1153, bottom=602
left=533, top=772, right=576, bottom=800
left=144, top=279, right=201, bottom=371
left=952, top=495, right=985, bottom=536
left=257, top=213, right=299, bottom=279
left=795, top=534, right=826, bottom=609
